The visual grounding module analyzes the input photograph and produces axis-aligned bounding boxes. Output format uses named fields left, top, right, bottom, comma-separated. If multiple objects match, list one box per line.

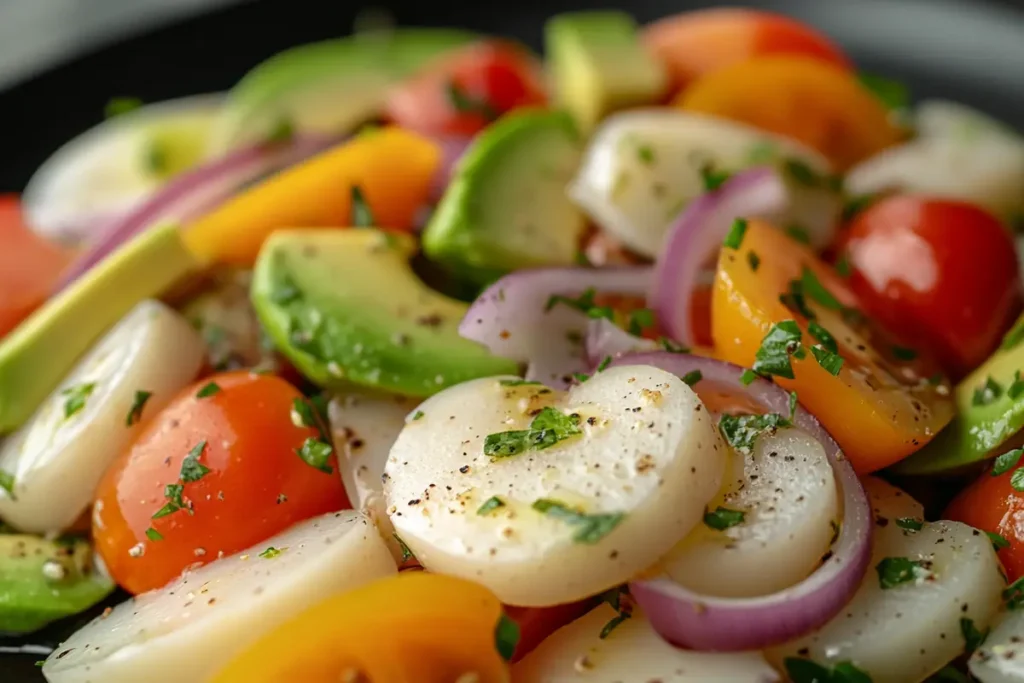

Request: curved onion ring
left=611, top=351, right=872, bottom=652
left=583, top=318, right=657, bottom=367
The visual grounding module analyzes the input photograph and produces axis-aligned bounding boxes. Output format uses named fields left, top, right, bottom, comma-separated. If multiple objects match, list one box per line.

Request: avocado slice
left=545, top=12, right=667, bottom=133
left=893, top=323, right=1024, bottom=475
left=0, top=535, right=114, bottom=634
left=0, top=223, right=201, bottom=433
left=211, top=29, right=476, bottom=152
left=252, top=229, right=518, bottom=396
left=422, top=109, right=587, bottom=286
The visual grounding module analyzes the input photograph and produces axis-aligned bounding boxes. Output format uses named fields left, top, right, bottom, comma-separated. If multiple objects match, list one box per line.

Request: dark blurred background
left=0, top=0, right=1023, bottom=192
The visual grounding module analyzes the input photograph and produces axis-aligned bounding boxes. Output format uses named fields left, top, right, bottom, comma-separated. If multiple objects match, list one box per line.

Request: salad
left=1, top=6, right=1024, bottom=682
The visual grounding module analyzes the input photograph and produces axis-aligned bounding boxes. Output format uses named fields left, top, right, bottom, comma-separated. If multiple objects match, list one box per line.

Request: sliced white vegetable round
left=568, top=109, right=840, bottom=257
left=916, top=100, right=1024, bottom=144
left=970, top=609, right=1024, bottom=683
left=767, top=484, right=1004, bottom=683
left=512, top=603, right=780, bottom=682
left=0, top=300, right=204, bottom=533
left=661, top=427, right=838, bottom=598
left=23, top=94, right=223, bottom=247
left=384, top=365, right=726, bottom=606
left=328, top=390, right=419, bottom=560
left=41, top=510, right=396, bottom=683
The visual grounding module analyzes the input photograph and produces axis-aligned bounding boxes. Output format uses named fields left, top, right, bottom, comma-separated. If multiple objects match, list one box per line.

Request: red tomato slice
left=0, top=195, right=72, bottom=337
left=94, top=372, right=349, bottom=594
left=841, top=196, right=1021, bottom=377
left=384, top=40, right=547, bottom=137
left=644, top=8, right=852, bottom=93
left=945, top=464, right=1024, bottom=582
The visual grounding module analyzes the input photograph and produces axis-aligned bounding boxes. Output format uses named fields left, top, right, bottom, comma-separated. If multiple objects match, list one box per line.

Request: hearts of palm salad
left=1, top=7, right=1024, bottom=683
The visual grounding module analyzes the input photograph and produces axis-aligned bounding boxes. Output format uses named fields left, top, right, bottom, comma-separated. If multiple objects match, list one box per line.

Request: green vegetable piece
left=494, top=612, right=521, bottom=661
left=477, top=496, right=505, bottom=515
left=752, top=320, right=803, bottom=380
left=703, top=506, right=745, bottom=530
left=61, top=383, right=96, bottom=419
left=859, top=73, right=910, bottom=111
left=723, top=218, right=748, bottom=249
left=350, top=185, right=375, bottom=228
left=252, top=230, right=517, bottom=397
left=196, top=382, right=221, bottom=399
left=0, top=535, right=114, bottom=634
left=531, top=498, right=625, bottom=544
left=718, top=412, right=792, bottom=454
left=895, top=517, right=923, bottom=531
left=484, top=407, right=582, bottom=458
left=296, top=437, right=334, bottom=475
left=125, top=390, right=152, bottom=427
left=875, top=556, right=929, bottom=589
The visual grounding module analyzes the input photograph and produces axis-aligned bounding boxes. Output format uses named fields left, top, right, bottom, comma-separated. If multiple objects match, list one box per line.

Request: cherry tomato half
left=644, top=8, right=852, bottom=93
left=94, top=371, right=349, bottom=594
left=384, top=40, right=547, bottom=137
left=842, top=196, right=1021, bottom=377
left=945, top=465, right=1024, bottom=582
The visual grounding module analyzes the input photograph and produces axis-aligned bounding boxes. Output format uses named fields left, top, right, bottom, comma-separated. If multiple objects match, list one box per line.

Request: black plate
left=2, top=0, right=1023, bottom=679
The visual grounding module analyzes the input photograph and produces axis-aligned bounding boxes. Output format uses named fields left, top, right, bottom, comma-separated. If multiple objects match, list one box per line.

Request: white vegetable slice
left=41, top=510, right=396, bottom=683
left=768, top=498, right=1004, bottom=683
left=512, top=603, right=780, bottom=682
left=328, top=390, right=419, bottom=560
left=916, top=100, right=1023, bottom=145
left=23, top=94, right=223, bottom=247
left=660, top=427, right=838, bottom=598
left=0, top=300, right=204, bottom=533
left=568, top=109, right=840, bottom=257
left=970, top=609, right=1024, bottom=683
left=384, top=365, right=726, bottom=606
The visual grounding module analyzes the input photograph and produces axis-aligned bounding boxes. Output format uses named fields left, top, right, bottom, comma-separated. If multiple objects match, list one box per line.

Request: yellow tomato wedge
left=183, top=127, right=440, bottom=265
left=676, top=56, right=903, bottom=169
left=212, top=572, right=510, bottom=683
left=711, top=220, right=954, bottom=473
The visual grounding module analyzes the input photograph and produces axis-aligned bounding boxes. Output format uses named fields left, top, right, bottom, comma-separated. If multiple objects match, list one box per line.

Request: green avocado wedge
left=210, top=29, right=476, bottom=152
left=0, top=223, right=201, bottom=434
left=545, top=11, right=668, bottom=133
left=252, top=229, right=518, bottom=397
left=893, top=318, right=1024, bottom=475
left=422, top=109, right=586, bottom=286
left=0, top=535, right=114, bottom=634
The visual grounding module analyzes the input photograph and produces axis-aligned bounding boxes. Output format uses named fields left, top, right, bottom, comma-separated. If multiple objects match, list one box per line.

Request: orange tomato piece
left=94, top=371, right=349, bottom=594
left=212, top=573, right=510, bottom=683
left=645, top=8, right=852, bottom=92
left=711, top=220, right=954, bottom=472
left=0, top=195, right=72, bottom=337
left=677, top=56, right=902, bottom=169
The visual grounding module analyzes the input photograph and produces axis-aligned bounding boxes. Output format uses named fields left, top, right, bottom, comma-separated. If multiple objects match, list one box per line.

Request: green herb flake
left=596, top=356, right=612, bottom=373
left=659, top=337, right=690, bottom=354
left=895, top=517, right=923, bottom=531
left=104, top=96, right=143, bottom=118
left=484, top=407, right=582, bottom=459
left=574, top=250, right=593, bottom=267
left=290, top=397, right=318, bottom=430
left=446, top=80, right=498, bottom=120
left=259, top=546, right=283, bottom=559
left=270, top=272, right=302, bottom=305
left=807, top=321, right=838, bottom=353
left=784, top=657, right=872, bottom=683
left=600, top=611, right=631, bottom=639
left=723, top=218, right=748, bottom=250
left=499, top=379, right=543, bottom=387
left=992, top=448, right=1024, bottom=476
left=1009, top=370, right=1024, bottom=400
left=546, top=288, right=597, bottom=313
left=699, top=164, right=732, bottom=192
left=988, top=531, right=1011, bottom=551
left=782, top=158, right=842, bottom=192
left=703, top=506, right=745, bottom=530
left=973, top=376, right=1004, bottom=407
left=144, top=141, right=169, bottom=175
left=786, top=224, right=812, bottom=245
left=477, top=496, right=506, bottom=516
left=627, top=308, right=655, bottom=336
left=747, top=251, right=761, bottom=271
left=265, top=117, right=295, bottom=145
left=739, top=369, right=759, bottom=386
left=811, top=345, right=845, bottom=376
left=637, top=145, right=655, bottom=165
left=681, top=370, right=702, bottom=387
left=961, top=616, right=988, bottom=654
left=859, top=73, right=910, bottom=111
left=350, top=185, right=375, bottom=227
left=1002, top=318, right=1024, bottom=351
left=494, top=612, right=521, bottom=661
left=801, top=267, right=843, bottom=311
left=842, top=194, right=880, bottom=223
left=752, top=320, right=803, bottom=380
left=1012, top=468, right=1024, bottom=492
left=412, top=410, right=425, bottom=421
left=719, top=412, right=792, bottom=454
left=62, top=382, right=97, bottom=419
left=531, top=498, right=625, bottom=544
left=835, top=253, right=852, bottom=278
left=875, top=556, right=930, bottom=589
left=0, top=470, right=15, bottom=500
left=145, top=527, right=163, bottom=541
left=179, top=440, right=211, bottom=483
left=891, top=345, right=918, bottom=361
left=296, top=437, right=334, bottom=474
left=788, top=391, right=799, bottom=420
left=196, top=382, right=221, bottom=399
left=394, top=534, right=415, bottom=563
left=125, top=390, right=153, bottom=427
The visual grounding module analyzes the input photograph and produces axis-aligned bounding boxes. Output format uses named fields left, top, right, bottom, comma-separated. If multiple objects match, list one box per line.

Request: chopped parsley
left=1002, top=318, right=1024, bottom=351
left=412, top=410, right=425, bottom=421
left=499, top=379, right=542, bottom=387
left=747, top=250, right=761, bottom=271
left=972, top=376, right=1004, bottom=406
left=699, top=163, right=732, bottom=192
left=782, top=158, right=842, bottom=192
left=703, top=506, right=746, bottom=530
left=350, top=185, right=375, bottom=227
left=788, top=391, right=799, bottom=420
left=801, top=267, right=843, bottom=311
left=531, top=498, right=625, bottom=544
left=891, top=345, right=918, bottom=361
left=1012, top=468, right=1024, bottom=492
left=270, top=272, right=302, bottom=305
left=992, top=448, right=1023, bottom=476
left=598, top=585, right=633, bottom=639
left=808, top=321, right=838, bottom=353
left=637, top=145, right=655, bottom=165
left=0, top=470, right=15, bottom=500
left=259, top=547, right=283, bottom=559
left=895, top=517, right=923, bottom=531
left=739, top=369, right=758, bottom=386
left=484, top=408, right=582, bottom=458
left=145, top=527, right=163, bottom=541
left=179, top=441, right=211, bottom=483
left=290, top=397, right=319, bottom=429
left=784, top=657, right=872, bottom=683
left=723, top=218, right=748, bottom=249
left=296, top=437, right=334, bottom=474
left=627, top=308, right=655, bottom=336
left=104, top=96, right=143, bottom=118
left=446, top=80, right=498, bottom=120
left=574, top=250, right=593, bottom=267
left=752, top=320, right=803, bottom=380
left=718, top=412, right=792, bottom=454
left=265, top=117, right=294, bottom=145
left=144, top=141, right=169, bottom=175
left=811, top=345, right=845, bottom=376
left=961, top=616, right=988, bottom=654
left=394, top=534, right=415, bottom=563
left=987, top=531, right=1011, bottom=551
left=859, top=73, right=910, bottom=111
left=681, top=370, right=702, bottom=387
left=477, top=496, right=505, bottom=515
left=835, top=253, right=852, bottom=278
left=125, top=390, right=152, bottom=427
left=876, top=556, right=929, bottom=589
left=546, top=288, right=604, bottom=316
left=1009, top=370, right=1024, bottom=400
left=196, top=382, right=221, bottom=398
left=658, top=337, right=690, bottom=354
left=494, top=612, right=521, bottom=661
left=842, top=193, right=880, bottom=222
left=785, top=224, right=812, bottom=245
left=152, top=482, right=185, bottom=519
left=596, top=356, right=612, bottom=373
left=62, top=382, right=97, bottom=419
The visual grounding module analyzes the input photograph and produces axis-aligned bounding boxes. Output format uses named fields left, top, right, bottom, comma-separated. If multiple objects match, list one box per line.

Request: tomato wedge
left=677, top=56, right=902, bottom=169
left=945, top=464, right=1024, bottom=582
left=645, top=8, right=852, bottom=92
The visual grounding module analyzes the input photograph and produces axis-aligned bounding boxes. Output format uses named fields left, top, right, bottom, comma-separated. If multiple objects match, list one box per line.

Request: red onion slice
left=583, top=318, right=657, bottom=366
left=459, top=267, right=652, bottom=388
left=649, top=167, right=787, bottom=348
left=610, top=352, right=872, bottom=652
left=55, top=136, right=334, bottom=291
